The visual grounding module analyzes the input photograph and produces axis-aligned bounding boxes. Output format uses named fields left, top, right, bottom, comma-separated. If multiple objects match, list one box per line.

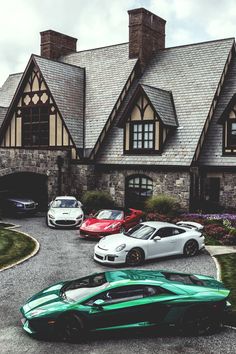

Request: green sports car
left=20, top=269, right=231, bottom=341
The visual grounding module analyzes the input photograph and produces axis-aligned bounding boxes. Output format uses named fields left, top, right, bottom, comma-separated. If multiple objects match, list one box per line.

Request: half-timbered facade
left=1, top=7, right=236, bottom=211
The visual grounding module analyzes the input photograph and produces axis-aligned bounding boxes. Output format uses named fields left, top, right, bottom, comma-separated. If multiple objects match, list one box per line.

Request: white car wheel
left=126, top=248, right=144, bottom=266
left=183, top=240, right=199, bottom=257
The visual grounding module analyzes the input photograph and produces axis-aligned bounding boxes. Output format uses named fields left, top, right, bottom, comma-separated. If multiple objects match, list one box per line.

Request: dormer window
left=119, top=84, right=178, bottom=156
left=220, top=96, right=236, bottom=154
left=228, top=120, right=236, bottom=146
left=131, top=121, right=154, bottom=151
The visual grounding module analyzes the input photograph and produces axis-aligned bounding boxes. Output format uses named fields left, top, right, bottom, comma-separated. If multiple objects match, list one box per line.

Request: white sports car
left=94, top=221, right=205, bottom=266
left=46, top=196, right=84, bottom=228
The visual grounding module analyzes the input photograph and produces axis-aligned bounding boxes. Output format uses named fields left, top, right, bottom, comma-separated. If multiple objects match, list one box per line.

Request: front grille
left=95, top=253, right=103, bottom=260
left=56, top=220, right=75, bottom=225
left=25, top=203, right=35, bottom=209
left=107, top=256, right=115, bottom=261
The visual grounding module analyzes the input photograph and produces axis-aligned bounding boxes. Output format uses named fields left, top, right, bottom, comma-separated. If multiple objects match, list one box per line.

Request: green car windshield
left=124, top=224, right=155, bottom=240
left=61, top=273, right=109, bottom=302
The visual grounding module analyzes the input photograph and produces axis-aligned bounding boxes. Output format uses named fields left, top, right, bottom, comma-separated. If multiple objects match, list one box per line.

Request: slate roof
left=61, top=43, right=137, bottom=148
left=0, top=107, right=8, bottom=127
left=140, top=84, right=178, bottom=127
left=97, top=38, right=234, bottom=166
left=0, top=73, right=22, bottom=107
left=199, top=54, right=236, bottom=166
left=33, top=56, right=85, bottom=148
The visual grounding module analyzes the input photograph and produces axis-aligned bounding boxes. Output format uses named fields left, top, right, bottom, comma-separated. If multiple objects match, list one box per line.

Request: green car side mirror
left=93, top=299, right=105, bottom=308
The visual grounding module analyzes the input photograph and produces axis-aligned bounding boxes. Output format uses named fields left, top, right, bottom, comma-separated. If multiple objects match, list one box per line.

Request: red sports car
left=79, top=208, right=143, bottom=239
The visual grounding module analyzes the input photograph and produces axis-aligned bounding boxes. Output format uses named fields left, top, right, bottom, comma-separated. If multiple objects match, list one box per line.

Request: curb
left=211, top=254, right=236, bottom=331
left=0, top=226, right=40, bottom=272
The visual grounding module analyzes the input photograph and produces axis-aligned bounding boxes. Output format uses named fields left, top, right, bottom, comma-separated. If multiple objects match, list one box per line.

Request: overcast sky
left=1, top=0, right=236, bottom=87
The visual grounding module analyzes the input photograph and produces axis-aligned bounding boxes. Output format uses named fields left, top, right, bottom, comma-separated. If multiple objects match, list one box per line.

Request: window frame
left=22, top=105, right=49, bottom=147
left=127, top=175, right=153, bottom=198
left=129, top=120, right=155, bottom=153
left=227, top=119, right=236, bottom=147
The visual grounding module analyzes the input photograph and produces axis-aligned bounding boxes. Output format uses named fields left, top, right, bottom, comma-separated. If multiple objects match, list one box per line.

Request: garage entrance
left=0, top=172, right=48, bottom=211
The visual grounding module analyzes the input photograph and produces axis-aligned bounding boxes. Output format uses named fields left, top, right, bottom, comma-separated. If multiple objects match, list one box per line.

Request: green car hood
left=21, top=281, right=68, bottom=315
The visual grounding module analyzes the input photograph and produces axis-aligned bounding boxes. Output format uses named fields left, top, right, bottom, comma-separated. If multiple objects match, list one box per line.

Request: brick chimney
left=128, top=8, right=166, bottom=68
left=40, top=30, right=77, bottom=60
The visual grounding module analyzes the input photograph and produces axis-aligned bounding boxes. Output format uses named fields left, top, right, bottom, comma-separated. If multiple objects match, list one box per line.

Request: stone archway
left=0, top=172, right=48, bottom=210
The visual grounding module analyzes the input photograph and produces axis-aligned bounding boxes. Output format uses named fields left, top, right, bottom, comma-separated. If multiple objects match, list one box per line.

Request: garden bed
left=216, top=253, right=236, bottom=327
left=0, top=228, right=37, bottom=270
left=146, top=212, right=236, bottom=246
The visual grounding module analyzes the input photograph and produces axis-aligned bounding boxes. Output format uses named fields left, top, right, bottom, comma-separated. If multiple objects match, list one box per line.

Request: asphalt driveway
left=0, top=215, right=235, bottom=354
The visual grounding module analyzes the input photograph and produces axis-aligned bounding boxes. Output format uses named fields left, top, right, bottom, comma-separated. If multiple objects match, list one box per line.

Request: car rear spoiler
left=176, top=221, right=204, bottom=231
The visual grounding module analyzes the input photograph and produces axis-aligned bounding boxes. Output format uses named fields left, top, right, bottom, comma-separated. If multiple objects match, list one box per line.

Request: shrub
left=204, top=224, right=227, bottom=239
left=145, top=195, right=180, bottom=215
left=220, top=233, right=236, bottom=246
left=146, top=212, right=172, bottom=222
left=81, top=190, right=115, bottom=214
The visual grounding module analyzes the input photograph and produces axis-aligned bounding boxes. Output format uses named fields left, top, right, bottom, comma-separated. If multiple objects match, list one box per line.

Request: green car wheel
left=58, top=313, right=84, bottom=342
left=181, top=307, right=220, bottom=336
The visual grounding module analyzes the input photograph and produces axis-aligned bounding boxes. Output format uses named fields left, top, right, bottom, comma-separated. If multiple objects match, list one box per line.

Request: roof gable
left=61, top=43, right=138, bottom=149
left=140, top=84, right=178, bottom=127
left=218, top=93, right=236, bottom=124
left=97, top=38, right=234, bottom=166
left=33, top=55, right=85, bottom=148
left=117, top=83, right=178, bottom=127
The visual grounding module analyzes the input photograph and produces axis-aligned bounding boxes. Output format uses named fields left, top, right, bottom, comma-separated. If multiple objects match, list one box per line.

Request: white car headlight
left=115, top=244, right=126, bottom=252
left=15, top=203, right=24, bottom=208
left=29, top=308, right=47, bottom=317
left=48, top=213, right=55, bottom=219
left=76, top=214, right=83, bottom=219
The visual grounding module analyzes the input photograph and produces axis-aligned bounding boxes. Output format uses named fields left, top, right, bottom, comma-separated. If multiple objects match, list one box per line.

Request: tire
left=57, top=313, right=85, bottom=343
left=183, top=239, right=199, bottom=257
left=126, top=248, right=144, bottom=266
left=181, top=307, right=220, bottom=336
left=45, top=216, right=49, bottom=226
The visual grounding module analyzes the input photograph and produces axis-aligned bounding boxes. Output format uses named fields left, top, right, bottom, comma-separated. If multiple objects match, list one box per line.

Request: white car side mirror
left=153, top=235, right=161, bottom=241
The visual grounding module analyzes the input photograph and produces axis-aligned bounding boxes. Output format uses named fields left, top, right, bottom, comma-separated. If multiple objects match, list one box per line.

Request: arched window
left=125, top=175, right=153, bottom=209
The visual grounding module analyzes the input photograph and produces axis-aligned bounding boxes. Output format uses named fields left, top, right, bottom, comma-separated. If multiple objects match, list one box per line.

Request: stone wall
left=0, top=149, right=192, bottom=210
left=219, top=172, right=236, bottom=209
left=0, top=148, right=72, bottom=202
left=95, top=167, right=190, bottom=210
left=70, top=163, right=95, bottom=199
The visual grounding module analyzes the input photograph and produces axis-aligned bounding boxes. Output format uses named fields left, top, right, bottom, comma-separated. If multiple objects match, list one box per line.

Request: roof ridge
left=62, top=42, right=129, bottom=57
left=32, top=54, right=85, bottom=71
left=164, top=37, right=235, bottom=51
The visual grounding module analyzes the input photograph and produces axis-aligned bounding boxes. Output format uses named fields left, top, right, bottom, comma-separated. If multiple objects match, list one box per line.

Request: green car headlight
left=115, top=244, right=126, bottom=252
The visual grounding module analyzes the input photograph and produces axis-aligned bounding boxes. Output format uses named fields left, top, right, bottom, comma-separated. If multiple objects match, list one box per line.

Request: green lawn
left=0, top=227, right=37, bottom=270
left=216, top=253, right=236, bottom=326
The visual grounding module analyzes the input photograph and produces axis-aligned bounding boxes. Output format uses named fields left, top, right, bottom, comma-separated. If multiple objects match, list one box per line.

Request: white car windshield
left=95, top=210, right=124, bottom=220
left=51, top=199, right=79, bottom=208
left=125, top=224, right=155, bottom=240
